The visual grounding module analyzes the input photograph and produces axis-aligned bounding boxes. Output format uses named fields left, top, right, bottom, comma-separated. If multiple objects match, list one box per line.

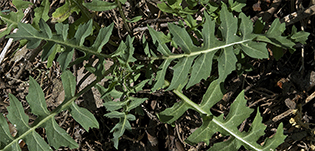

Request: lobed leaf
left=149, top=4, right=267, bottom=90
left=5, top=93, right=53, bottom=151
left=0, top=71, right=102, bottom=150
left=229, top=0, right=246, bottom=12
left=185, top=91, right=286, bottom=150
left=7, top=19, right=114, bottom=70
left=158, top=79, right=222, bottom=124
left=256, top=18, right=302, bottom=52
left=104, top=112, right=136, bottom=149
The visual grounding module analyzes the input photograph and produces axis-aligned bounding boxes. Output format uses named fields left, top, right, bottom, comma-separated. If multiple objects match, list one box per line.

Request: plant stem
left=116, top=0, right=133, bottom=35
left=149, top=39, right=252, bottom=60
left=164, top=80, right=210, bottom=116
left=172, top=89, right=210, bottom=116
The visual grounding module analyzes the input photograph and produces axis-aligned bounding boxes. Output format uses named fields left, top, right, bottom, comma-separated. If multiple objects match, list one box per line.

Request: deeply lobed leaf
left=149, top=4, right=270, bottom=90
left=0, top=71, right=99, bottom=150
left=186, top=91, right=286, bottom=150
left=7, top=19, right=114, bottom=71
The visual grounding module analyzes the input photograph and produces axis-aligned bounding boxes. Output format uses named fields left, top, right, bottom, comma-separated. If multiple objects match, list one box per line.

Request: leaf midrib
left=211, top=117, right=262, bottom=151
left=11, top=34, right=111, bottom=59
left=151, top=39, right=252, bottom=60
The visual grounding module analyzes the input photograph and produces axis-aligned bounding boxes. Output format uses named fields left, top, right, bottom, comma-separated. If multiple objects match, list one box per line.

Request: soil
left=1, top=0, right=315, bottom=150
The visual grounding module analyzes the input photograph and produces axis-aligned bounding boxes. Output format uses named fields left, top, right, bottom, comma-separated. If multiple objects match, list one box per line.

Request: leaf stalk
left=172, top=89, right=210, bottom=116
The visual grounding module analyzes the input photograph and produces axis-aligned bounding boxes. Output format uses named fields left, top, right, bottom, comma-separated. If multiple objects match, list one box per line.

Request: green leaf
left=186, top=12, right=219, bottom=88
left=229, top=0, right=246, bottom=12
left=57, top=47, right=74, bottom=71
left=83, top=0, right=117, bottom=11
left=33, top=0, right=50, bottom=29
left=126, top=97, right=147, bottom=112
left=0, top=11, right=24, bottom=38
left=7, top=19, right=113, bottom=71
left=167, top=0, right=182, bottom=9
left=256, top=18, right=295, bottom=49
left=7, top=23, right=43, bottom=49
left=47, top=44, right=60, bottom=68
left=0, top=114, right=19, bottom=150
left=119, top=0, right=127, bottom=4
left=220, top=4, right=239, bottom=44
left=104, top=112, right=135, bottom=149
left=104, top=101, right=127, bottom=112
left=23, top=131, right=52, bottom=151
left=55, top=23, right=69, bottom=41
left=131, top=79, right=150, bottom=93
left=12, top=0, right=33, bottom=10
left=74, top=19, right=93, bottom=46
left=217, top=47, right=237, bottom=81
left=169, top=23, right=199, bottom=54
left=186, top=91, right=286, bottom=150
left=291, top=30, right=310, bottom=44
left=127, top=16, right=142, bottom=23
left=39, top=19, right=52, bottom=39
left=114, top=35, right=137, bottom=70
left=198, top=80, right=224, bottom=112
left=104, top=111, right=125, bottom=118
left=43, top=118, right=78, bottom=149
left=42, top=42, right=56, bottom=61
left=7, top=94, right=30, bottom=133
left=157, top=3, right=175, bottom=14
left=166, top=56, right=195, bottom=90
left=92, top=23, right=114, bottom=52
left=158, top=101, right=191, bottom=124
left=239, top=13, right=268, bottom=59
left=152, top=59, right=172, bottom=91
left=69, top=102, right=99, bottom=131
left=0, top=0, right=33, bottom=38
left=148, top=6, right=267, bottom=90
left=26, top=76, right=50, bottom=116
left=51, top=0, right=81, bottom=23
left=262, top=123, right=287, bottom=150
left=159, top=80, right=223, bottom=124
left=240, top=41, right=268, bottom=59
left=147, top=26, right=172, bottom=56
left=61, top=70, right=76, bottom=101
left=184, top=15, right=197, bottom=28
left=6, top=94, right=52, bottom=151
left=1, top=64, right=105, bottom=150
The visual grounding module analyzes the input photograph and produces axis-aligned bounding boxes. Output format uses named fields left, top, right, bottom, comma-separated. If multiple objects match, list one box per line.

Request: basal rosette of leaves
left=0, top=0, right=311, bottom=150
